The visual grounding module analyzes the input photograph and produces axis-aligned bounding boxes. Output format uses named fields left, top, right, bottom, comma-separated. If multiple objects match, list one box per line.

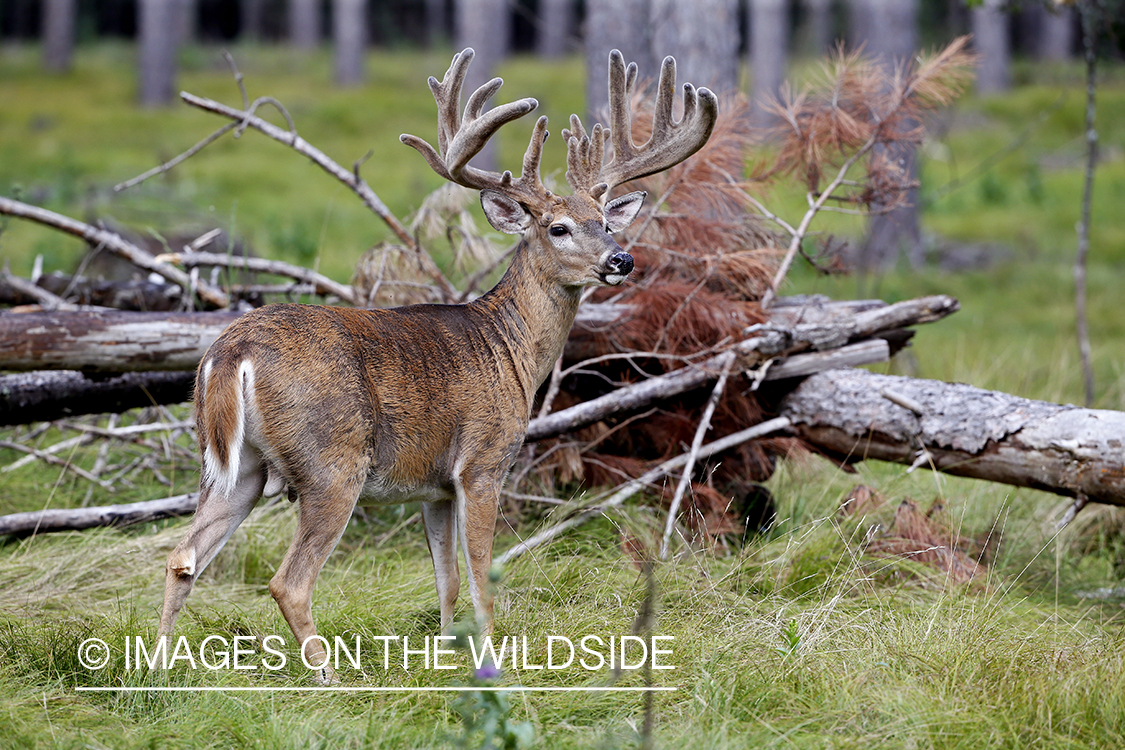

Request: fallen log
left=0, top=295, right=940, bottom=423
left=0, top=305, right=627, bottom=374
left=778, top=368, right=1125, bottom=506
left=523, top=295, right=961, bottom=441
left=0, top=309, right=242, bottom=372
left=0, top=493, right=198, bottom=536
left=12, top=363, right=1122, bottom=535
left=0, top=370, right=195, bottom=425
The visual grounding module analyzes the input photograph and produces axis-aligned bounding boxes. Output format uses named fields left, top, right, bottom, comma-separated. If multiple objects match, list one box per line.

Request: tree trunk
left=585, top=0, right=652, bottom=123
left=176, top=0, right=197, bottom=47
left=971, top=0, right=1010, bottom=94
left=778, top=368, right=1125, bottom=506
left=1035, top=3, right=1074, bottom=61
left=290, top=0, right=322, bottom=49
left=858, top=0, right=921, bottom=271
left=0, top=310, right=242, bottom=373
left=137, top=0, right=180, bottom=107
left=749, top=0, right=790, bottom=128
left=848, top=0, right=875, bottom=50
left=651, top=0, right=740, bottom=94
left=42, top=0, right=77, bottom=73
left=0, top=370, right=195, bottom=426
left=241, top=0, right=267, bottom=42
left=424, top=0, right=448, bottom=47
left=536, top=0, right=574, bottom=58
left=333, top=0, right=366, bottom=86
left=803, top=0, right=834, bottom=56
left=454, top=0, right=510, bottom=171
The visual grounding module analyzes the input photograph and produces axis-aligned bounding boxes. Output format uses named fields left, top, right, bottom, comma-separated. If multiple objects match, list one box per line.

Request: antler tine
left=432, top=47, right=474, bottom=158
left=401, top=48, right=548, bottom=205
left=563, top=114, right=609, bottom=199
left=599, top=50, right=719, bottom=193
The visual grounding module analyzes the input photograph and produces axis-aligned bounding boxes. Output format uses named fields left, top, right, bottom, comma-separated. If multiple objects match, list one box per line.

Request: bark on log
left=0, top=370, right=195, bottom=425
left=0, top=493, right=198, bottom=536
left=0, top=310, right=242, bottom=372
left=0, top=305, right=629, bottom=374
left=778, top=368, right=1125, bottom=505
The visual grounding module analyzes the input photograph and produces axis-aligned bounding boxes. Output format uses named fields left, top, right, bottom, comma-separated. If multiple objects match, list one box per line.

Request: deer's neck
left=470, top=241, right=581, bottom=403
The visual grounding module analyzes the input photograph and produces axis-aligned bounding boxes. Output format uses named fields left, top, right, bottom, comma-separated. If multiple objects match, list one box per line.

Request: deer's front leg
left=454, top=472, right=500, bottom=636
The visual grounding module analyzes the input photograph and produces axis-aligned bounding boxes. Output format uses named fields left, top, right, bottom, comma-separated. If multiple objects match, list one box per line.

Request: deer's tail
left=195, top=355, right=256, bottom=498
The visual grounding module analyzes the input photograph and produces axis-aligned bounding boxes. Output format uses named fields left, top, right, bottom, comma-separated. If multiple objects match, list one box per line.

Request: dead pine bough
left=2, top=39, right=1121, bottom=572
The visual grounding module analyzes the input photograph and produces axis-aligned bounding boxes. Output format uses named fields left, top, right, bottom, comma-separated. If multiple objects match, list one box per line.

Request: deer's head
left=401, top=48, right=718, bottom=290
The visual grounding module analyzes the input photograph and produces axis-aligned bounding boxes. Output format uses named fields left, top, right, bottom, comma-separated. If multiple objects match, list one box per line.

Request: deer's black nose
left=607, top=252, right=634, bottom=276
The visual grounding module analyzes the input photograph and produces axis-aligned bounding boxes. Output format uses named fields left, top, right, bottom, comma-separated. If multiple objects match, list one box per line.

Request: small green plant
left=449, top=567, right=534, bottom=750
left=775, top=618, right=801, bottom=657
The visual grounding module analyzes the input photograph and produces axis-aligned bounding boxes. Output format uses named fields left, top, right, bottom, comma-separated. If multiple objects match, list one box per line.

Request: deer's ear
left=481, top=190, right=531, bottom=234
left=604, top=191, right=647, bottom=233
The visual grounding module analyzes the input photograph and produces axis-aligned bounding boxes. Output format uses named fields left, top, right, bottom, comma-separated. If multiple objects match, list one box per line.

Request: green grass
left=2, top=459, right=1124, bottom=748
left=2, top=44, right=1125, bottom=748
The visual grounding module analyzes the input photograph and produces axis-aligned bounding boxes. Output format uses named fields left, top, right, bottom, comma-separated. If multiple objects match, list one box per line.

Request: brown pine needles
left=757, top=37, right=976, bottom=305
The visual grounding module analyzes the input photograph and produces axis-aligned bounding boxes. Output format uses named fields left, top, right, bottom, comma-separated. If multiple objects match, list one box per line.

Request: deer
left=157, top=47, right=717, bottom=683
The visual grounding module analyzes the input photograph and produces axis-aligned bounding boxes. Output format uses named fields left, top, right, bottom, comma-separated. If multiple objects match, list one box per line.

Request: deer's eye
left=548, top=224, right=569, bottom=238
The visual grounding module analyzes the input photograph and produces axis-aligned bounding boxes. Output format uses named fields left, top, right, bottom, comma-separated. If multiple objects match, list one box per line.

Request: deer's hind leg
left=268, top=475, right=363, bottom=684
left=159, top=448, right=266, bottom=638
left=422, top=499, right=460, bottom=632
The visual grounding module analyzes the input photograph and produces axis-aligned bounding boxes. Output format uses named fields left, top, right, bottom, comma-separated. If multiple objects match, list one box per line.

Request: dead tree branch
left=496, top=417, right=794, bottom=565
left=176, top=91, right=458, bottom=301
left=0, top=493, right=198, bottom=536
left=0, top=196, right=229, bottom=309
left=1075, top=4, right=1098, bottom=406
left=660, top=350, right=735, bottom=559
left=155, top=251, right=359, bottom=305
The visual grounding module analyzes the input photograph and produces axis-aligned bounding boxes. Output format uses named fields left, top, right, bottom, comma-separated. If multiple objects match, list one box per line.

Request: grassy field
left=1, top=44, right=1124, bottom=748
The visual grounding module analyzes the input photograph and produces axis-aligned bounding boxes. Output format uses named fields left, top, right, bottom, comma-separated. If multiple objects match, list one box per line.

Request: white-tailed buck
left=159, top=48, right=717, bottom=682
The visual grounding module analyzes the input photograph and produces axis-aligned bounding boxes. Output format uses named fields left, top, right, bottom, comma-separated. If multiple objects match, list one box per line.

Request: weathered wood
left=156, top=251, right=359, bottom=305
left=778, top=368, right=1125, bottom=505
left=0, top=295, right=952, bottom=427
left=0, top=270, right=79, bottom=311
left=0, top=370, right=195, bottom=425
left=0, top=310, right=242, bottom=372
left=0, top=493, right=198, bottom=536
left=0, top=305, right=629, bottom=374
left=763, top=339, right=889, bottom=381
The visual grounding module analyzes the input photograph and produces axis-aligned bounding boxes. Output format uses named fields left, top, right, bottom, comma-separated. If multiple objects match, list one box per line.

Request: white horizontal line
left=75, top=686, right=676, bottom=693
